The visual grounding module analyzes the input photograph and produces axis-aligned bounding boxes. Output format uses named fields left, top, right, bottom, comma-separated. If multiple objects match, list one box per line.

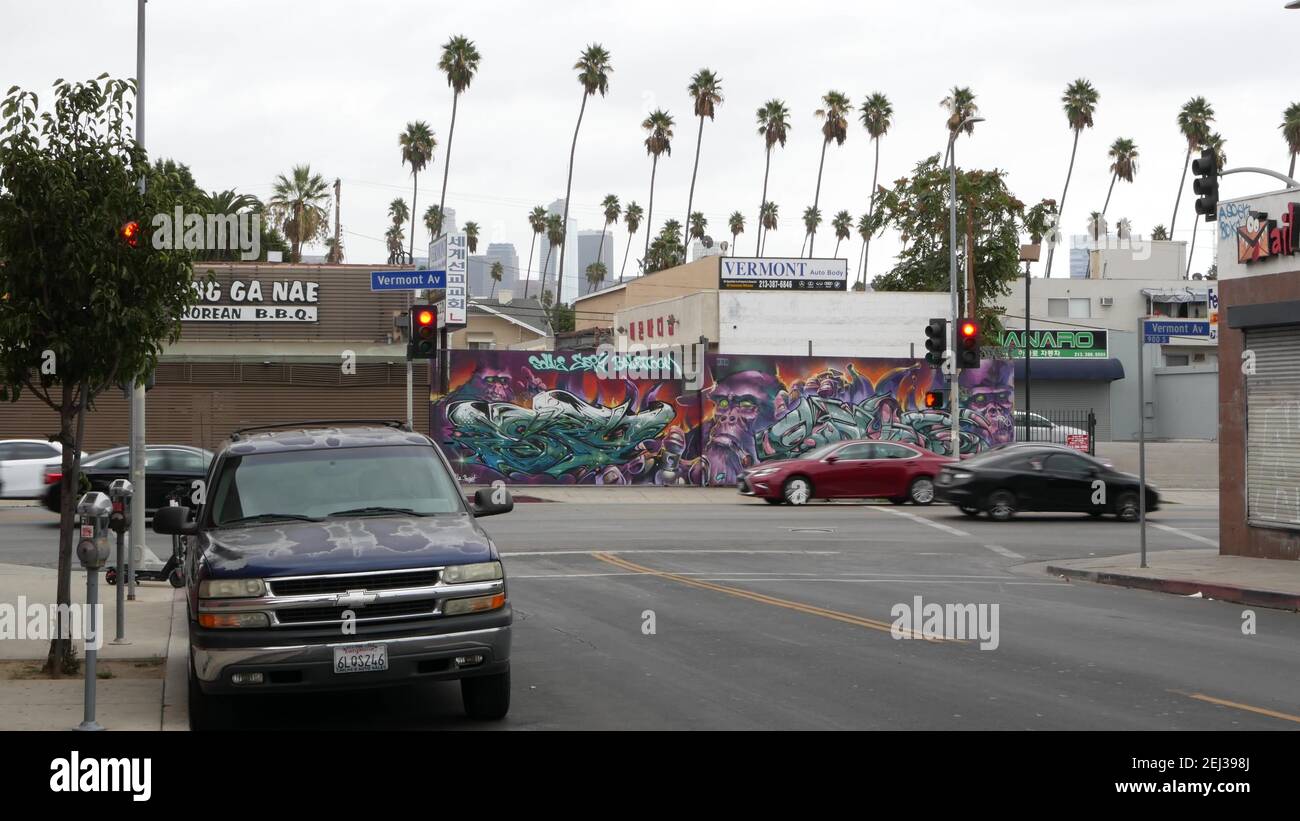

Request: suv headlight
left=199, top=578, right=267, bottom=599
left=441, top=561, right=503, bottom=584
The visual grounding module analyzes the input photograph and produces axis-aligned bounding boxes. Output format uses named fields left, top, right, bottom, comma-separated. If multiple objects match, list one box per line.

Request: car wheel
left=105, top=567, right=117, bottom=586
left=909, top=477, right=936, bottom=505
left=783, top=477, right=812, bottom=506
left=168, top=567, right=186, bottom=588
left=188, top=653, right=235, bottom=731
left=959, top=506, right=981, bottom=517
left=461, top=667, right=511, bottom=720
left=763, top=497, right=784, bottom=505
left=988, top=490, right=1017, bottom=521
left=1115, top=492, right=1140, bottom=522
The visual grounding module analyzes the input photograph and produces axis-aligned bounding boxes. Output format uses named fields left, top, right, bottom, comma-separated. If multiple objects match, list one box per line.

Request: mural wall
left=433, top=350, right=1014, bottom=486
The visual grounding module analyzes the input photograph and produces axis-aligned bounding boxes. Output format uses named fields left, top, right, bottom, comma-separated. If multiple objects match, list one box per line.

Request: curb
left=1046, top=564, right=1300, bottom=612
left=160, top=588, right=189, bottom=731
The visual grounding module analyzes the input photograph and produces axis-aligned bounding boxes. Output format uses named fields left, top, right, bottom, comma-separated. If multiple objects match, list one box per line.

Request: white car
left=1013, top=412, right=1089, bottom=444
left=0, top=439, right=77, bottom=499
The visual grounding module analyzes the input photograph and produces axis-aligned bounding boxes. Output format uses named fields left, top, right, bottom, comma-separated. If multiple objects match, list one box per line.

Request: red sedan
left=737, top=440, right=954, bottom=506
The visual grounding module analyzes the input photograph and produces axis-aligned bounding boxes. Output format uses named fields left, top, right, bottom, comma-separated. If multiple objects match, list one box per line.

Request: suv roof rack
left=229, top=419, right=411, bottom=441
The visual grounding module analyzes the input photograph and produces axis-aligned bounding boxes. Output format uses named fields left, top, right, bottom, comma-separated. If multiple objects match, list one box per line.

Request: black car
left=934, top=445, right=1159, bottom=521
left=43, top=445, right=214, bottom=514
left=152, top=421, right=515, bottom=730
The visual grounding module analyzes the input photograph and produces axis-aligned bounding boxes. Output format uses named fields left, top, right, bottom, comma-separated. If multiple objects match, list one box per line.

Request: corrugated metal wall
left=1016, top=380, right=1112, bottom=441
left=0, top=363, right=431, bottom=452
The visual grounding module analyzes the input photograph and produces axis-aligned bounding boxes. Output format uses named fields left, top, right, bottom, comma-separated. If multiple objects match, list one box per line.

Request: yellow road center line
left=1178, top=691, right=1300, bottom=725
left=592, top=551, right=947, bottom=641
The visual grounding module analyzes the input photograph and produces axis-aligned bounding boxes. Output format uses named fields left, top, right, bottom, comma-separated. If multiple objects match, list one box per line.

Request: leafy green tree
left=399, top=120, right=436, bottom=262
left=620, top=201, right=642, bottom=282
left=463, top=220, right=480, bottom=253
left=683, top=69, right=723, bottom=244
left=269, top=164, right=331, bottom=262
left=0, top=76, right=199, bottom=674
left=808, top=90, right=851, bottom=256
left=688, top=211, right=707, bottom=247
left=867, top=155, right=1026, bottom=338
left=645, top=219, right=685, bottom=273
left=585, top=261, right=607, bottom=292
left=754, top=99, right=791, bottom=255
left=424, top=204, right=443, bottom=246
left=557, top=43, right=612, bottom=305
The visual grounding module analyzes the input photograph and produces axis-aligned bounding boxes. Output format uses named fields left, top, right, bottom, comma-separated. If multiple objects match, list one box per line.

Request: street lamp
left=947, top=114, right=984, bottom=457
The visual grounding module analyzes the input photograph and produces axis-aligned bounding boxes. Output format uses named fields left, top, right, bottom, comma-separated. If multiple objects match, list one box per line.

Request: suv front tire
left=461, top=666, right=511, bottom=720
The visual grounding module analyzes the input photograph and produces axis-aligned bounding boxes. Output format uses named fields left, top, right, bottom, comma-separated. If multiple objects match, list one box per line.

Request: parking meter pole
left=74, top=490, right=113, bottom=732
left=1138, top=316, right=1147, bottom=569
left=108, top=479, right=134, bottom=644
left=111, top=528, right=128, bottom=644
left=77, top=566, right=103, bottom=731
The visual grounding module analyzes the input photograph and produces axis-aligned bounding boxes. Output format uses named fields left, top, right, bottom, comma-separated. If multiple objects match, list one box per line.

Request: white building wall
left=615, top=291, right=719, bottom=344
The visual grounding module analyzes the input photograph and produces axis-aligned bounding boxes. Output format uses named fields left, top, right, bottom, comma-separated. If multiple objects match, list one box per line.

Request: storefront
left=1216, top=191, right=1300, bottom=560
left=0, top=262, right=431, bottom=452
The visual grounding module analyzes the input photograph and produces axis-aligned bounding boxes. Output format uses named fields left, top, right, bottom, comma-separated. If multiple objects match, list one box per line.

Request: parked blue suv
left=153, top=421, right=514, bottom=730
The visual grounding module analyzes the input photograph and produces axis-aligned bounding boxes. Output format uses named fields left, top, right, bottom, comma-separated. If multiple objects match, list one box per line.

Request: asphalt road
left=6, top=497, right=1297, bottom=730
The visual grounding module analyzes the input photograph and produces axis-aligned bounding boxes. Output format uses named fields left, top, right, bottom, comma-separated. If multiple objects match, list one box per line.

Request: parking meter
left=107, top=480, right=133, bottom=644
left=74, top=491, right=112, bottom=732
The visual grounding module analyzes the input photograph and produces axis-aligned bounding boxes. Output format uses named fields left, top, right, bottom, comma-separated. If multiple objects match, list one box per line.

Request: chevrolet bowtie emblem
left=335, top=590, right=378, bottom=608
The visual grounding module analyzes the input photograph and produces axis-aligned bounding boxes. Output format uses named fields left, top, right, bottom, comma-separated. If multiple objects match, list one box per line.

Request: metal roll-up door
left=1245, top=327, right=1300, bottom=529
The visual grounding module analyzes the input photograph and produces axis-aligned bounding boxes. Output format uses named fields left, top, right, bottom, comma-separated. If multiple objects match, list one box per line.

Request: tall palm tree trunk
left=437, top=92, right=461, bottom=231
left=861, top=138, right=881, bottom=287
left=684, top=115, right=705, bottom=246
left=620, top=231, right=634, bottom=282
left=1045, top=130, right=1080, bottom=278
left=1171, top=146, right=1192, bottom=236
left=808, top=140, right=829, bottom=257
left=596, top=226, right=606, bottom=272
left=523, top=234, right=537, bottom=299
left=833, top=238, right=842, bottom=258
left=756, top=148, right=772, bottom=255
left=1186, top=224, right=1199, bottom=278
left=1291, top=151, right=1297, bottom=179
left=1101, top=171, right=1118, bottom=218
left=644, top=156, right=659, bottom=261
left=540, top=245, right=554, bottom=301
left=557, top=93, right=590, bottom=306
left=408, top=172, right=419, bottom=264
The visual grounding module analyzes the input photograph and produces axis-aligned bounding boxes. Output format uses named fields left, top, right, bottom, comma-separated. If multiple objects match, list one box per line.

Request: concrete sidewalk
left=0, top=562, right=186, bottom=730
left=1045, top=549, right=1300, bottom=611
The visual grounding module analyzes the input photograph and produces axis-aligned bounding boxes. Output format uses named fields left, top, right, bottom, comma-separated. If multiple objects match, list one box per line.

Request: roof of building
left=467, top=296, right=551, bottom=336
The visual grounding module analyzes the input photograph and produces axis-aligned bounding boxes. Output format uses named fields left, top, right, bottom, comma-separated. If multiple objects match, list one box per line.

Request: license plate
left=333, top=642, right=388, bottom=674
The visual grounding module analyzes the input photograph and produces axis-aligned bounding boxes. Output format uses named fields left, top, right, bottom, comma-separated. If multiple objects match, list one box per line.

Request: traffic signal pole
left=129, top=0, right=147, bottom=601
left=948, top=141, right=961, bottom=459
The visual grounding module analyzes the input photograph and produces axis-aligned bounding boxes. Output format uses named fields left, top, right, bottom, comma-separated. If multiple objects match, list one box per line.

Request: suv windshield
left=208, top=445, right=463, bottom=526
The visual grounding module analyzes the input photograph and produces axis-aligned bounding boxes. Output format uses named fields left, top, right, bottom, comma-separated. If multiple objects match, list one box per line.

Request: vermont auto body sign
left=183, top=278, right=319, bottom=322
left=719, top=258, right=847, bottom=291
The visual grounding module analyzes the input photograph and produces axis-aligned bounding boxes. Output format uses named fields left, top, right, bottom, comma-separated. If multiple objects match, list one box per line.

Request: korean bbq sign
left=183, top=278, right=319, bottom=322
left=719, top=257, right=847, bottom=291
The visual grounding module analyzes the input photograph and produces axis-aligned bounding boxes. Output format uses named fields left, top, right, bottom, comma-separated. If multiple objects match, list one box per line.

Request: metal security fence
left=1014, top=409, right=1097, bottom=455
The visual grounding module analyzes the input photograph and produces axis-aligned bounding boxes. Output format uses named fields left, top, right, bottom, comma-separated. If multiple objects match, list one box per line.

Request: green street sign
left=998, top=329, right=1109, bottom=359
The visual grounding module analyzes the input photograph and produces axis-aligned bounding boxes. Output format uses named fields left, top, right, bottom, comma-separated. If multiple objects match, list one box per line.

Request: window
left=468, top=341, right=496, bottom=350
left=164, top=450, right=207, bottom=472
left=873, top=443, right=916, bottom=459
left=1044, top=453, right=1095, bottom=478
left=13, top=443, right=58, bottom=460
left=95, top=452, right=130, bottom=470
left=1047, top=298, right=1091, bottom=319
left=832, top=443, right=873, bottom=460
left=1164, top=354, right=1190, bottom=367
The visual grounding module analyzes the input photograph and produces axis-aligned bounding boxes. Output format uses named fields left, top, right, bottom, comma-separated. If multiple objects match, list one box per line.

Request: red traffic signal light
left=416, top=308, right=435, bottom=327
left=957, top=318, right=981, bottom=370
left=960, top=321, right=977, bottom=339
left=120, top=220, right=141, bottom=248
left=924, top=390, right=945, bottom=409
left=408, top=303, right=439, bottom=360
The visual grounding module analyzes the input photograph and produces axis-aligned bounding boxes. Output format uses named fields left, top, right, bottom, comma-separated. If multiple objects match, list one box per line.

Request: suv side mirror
left=153, top=505, right=197, bottom=536
left=471, top=487, right=514, bottom=517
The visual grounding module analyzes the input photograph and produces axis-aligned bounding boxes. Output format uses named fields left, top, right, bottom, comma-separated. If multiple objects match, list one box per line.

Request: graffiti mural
left=434, top=350, right=702, bottom=485
left=699, top=355, right=1014, bottom=485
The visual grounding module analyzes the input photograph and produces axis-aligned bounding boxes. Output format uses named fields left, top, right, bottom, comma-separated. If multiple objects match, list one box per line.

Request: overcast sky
left=4, top=0, right=1297, bottom=296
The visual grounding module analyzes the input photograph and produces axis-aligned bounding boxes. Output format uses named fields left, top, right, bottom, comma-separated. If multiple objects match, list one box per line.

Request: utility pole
left=332, top=178, right=341, bottom=262
left=966, top=196, right=977, bottom=319
left=128, top=0, right=147, bottom=601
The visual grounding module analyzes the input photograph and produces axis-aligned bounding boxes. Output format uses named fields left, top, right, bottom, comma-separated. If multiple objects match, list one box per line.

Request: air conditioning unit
left=1099, top=296, right=1114, bottom=307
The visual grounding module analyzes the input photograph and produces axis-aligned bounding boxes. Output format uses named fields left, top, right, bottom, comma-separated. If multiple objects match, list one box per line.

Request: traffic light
left=1192, top=148, right=1218, bottom=222
left=957, top=318, right=981, bottom=370
left=924, top=390, right=945, bottom=410
left=924, top=318, right=947, bottom=369
left=119, top=220, right=142, bottom=248
left=408, top=304, right=438, bottom=360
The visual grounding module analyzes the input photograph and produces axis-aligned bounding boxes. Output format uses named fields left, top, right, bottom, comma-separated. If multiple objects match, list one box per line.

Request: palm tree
left=200, top=189, right=262, bottom=214
left=399, top=120, right=436, bottom=263
left=683, top=69, right=723, bottom=245
left=435, top=35, right=481, bottom=238
left=856, top=211, right=872, bottom=281
left=524, top=205, right=547, bottom=298
left=800, top=206, right=822, bottom=256
left=585, top=261, right=608, bottom=293
left=688, top=212, right=708, bottom=252
left=1171, top=97, right=1215, bottom=237
left=597, top=193, right=620, bottom=276
left=1102, top=137, right=1139, bottom=217
left=620, top=201, right=643, bottom=282
left=808, top=90, right=851, bottom=256
left=323, top=236, right=344, bottom=264
left=641, top=108, right=675, bottom=264
left=759, top=201, right=779, bottom=255
left=940, top=86, right=979, bottom=164
left=727, top=211, right=745, bottom=255
left=1186, top=132, right=1226, bottom=277
left=540, top=213, right=565, bottom=300
left=268, top=164, right=331, bottom=262
left=1045, top=78, right=1100, bottom=277
left=557, top=43, right=613, bottom=306
left=463, top=220, right=480, bottom=253
left=1282, top=102, right=1300, bottom=178
left=754, top=99, right=791, bottom=254
left=489, top=260, right=504, bottom=297
left=1088, top=211, right=1106, bottom=243
left=423, top=205, right=443, bottom=246
left=831, top=210, right=852, bottom=258
left=386, top=198, right=409, bottom=264
left=1151, top=224, right=1170, bottom=241
left=857, top=92, right=893, bottom=285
